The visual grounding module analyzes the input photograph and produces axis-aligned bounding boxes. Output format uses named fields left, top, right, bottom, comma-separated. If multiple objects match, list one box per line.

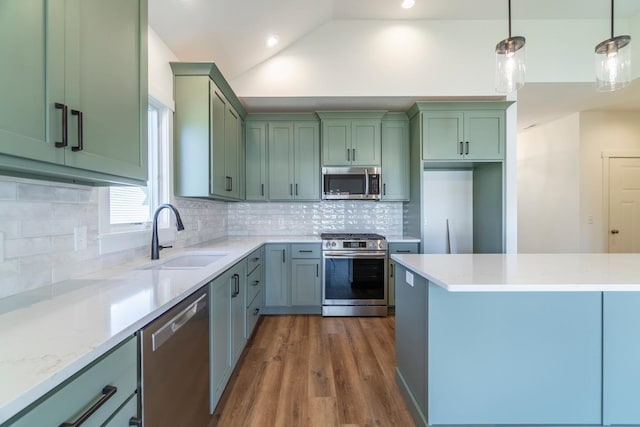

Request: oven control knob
left=331, top=241, right=336, bottom=248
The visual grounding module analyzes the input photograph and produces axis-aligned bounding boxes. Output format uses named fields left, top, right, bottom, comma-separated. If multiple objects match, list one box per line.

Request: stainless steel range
left=321, top=233, right=388, bottom=317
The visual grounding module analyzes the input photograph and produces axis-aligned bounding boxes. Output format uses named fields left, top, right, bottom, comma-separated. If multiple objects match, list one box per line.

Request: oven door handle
left=323, top=251, right=387, bottom=258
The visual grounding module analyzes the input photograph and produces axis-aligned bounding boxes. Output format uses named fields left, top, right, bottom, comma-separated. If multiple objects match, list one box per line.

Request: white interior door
left=609, top=158, right=640, bottom=253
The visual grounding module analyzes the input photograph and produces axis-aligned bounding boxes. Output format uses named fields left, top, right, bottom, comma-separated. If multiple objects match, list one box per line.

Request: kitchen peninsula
left=392, top=253, right=640, bottom=427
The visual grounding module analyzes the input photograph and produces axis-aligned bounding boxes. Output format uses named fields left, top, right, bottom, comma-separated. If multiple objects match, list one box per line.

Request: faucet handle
left=159, top=245, right=173, bottom=251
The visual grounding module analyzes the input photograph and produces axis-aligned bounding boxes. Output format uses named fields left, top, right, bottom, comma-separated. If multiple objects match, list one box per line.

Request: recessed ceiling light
left=266, top=35, right=279, bottom=48
left=401, top=0, right=415, bottom=9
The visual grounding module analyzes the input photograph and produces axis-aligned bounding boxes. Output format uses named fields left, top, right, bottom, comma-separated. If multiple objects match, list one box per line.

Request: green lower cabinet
left=5, top=337, right=138, bottom=427
left=231, top=263, right=247, bottom=364
left=210, top=270, right=232, bottom=412
left=603, top=292, right=640, bottom=425
left=388, top=242, right=419, bottom=306
left=264, top=243, right=322, bottom=314
left=291, top=259, right=321, bottom=306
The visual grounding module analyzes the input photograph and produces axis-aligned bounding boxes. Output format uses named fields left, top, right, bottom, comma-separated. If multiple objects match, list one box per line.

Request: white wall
left=148, top=27, right=178, bottom=109
left=517, top=114, right=581, bottom=252
left=579, top=111, right=640, bottom=252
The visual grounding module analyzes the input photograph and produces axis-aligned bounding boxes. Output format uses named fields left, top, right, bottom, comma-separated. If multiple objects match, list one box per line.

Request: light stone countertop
left=391, top=253, right=640, bottom=292
left=0, top=235, right=321, bottom=424
left=384, top=235, right=420, bottom=243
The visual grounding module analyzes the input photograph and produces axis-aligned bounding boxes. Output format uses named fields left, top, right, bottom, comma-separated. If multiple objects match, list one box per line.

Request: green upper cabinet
left=245, top=121, right=268, bottom=201
left=318, top=112, right=385, bottom=166
left=246, top=114, right=320, bottom=202
left=0, top=0, right=147, bottom=185
left=172, top=63, right=246, bottom=201
left=416, top=103, right=509, bottom=161
left=381, top=114, right=410, bottom=201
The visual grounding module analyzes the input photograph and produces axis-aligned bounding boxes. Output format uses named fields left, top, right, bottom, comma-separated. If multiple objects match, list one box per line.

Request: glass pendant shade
left=495, top=36, right=526, bottom=93
left=595, top=35, right=631, bottom=92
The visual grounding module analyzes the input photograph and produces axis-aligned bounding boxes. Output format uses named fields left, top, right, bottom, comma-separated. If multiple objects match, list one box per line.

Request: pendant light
left=595, top=0, right=631, bottom=92
left=495, top=0, right=526, bottom=93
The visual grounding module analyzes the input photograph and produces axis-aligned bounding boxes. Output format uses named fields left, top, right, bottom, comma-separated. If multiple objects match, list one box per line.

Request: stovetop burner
left=321, top=233, right=385, bottom=241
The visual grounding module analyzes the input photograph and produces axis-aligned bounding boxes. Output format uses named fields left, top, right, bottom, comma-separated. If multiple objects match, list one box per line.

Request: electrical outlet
left=405, top=271, right=414, bottom=287
left=74, top=226, right=87, bottom=251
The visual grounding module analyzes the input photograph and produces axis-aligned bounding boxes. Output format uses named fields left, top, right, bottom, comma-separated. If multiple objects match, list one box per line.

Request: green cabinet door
left=268, top=122, right=295, bottom=200
left=291, top=259, right=321, bottom=306
left=62, top=0, right=147, bottom=182
left=422, top=111, right=464, bottom=160
left=210, top=82, right=228, bottom=197
left=245, top=121, right=268, bottom=200
left=463, top=110, right=504, bottom=160
left=381, top=117, right=409, bottom=201
left=0, top=0, right=63, bottom=165
left=230, top=263, right=246, bottom=364
left=210, top=272, right=231, bottom=411
left=293, top=122, right=320, bottom=200
left=264, top=244, right=290, bottom=306
left=322, top=119, right=351, bottom=166
left=351, top=119, right=381, bottom=166
left=224, top=106, right=240, bottom=198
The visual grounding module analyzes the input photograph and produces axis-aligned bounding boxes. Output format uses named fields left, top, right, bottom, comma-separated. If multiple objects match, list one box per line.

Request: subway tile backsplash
left=228, top=201, right=403, bottom=236
left=0, top=175, right=403, bottom=299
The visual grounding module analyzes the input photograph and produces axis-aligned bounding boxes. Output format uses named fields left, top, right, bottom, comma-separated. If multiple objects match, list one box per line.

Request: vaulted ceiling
left=149, top=0, right=640, bottom=127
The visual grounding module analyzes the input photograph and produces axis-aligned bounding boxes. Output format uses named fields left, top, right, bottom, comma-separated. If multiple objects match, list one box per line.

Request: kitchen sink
left=138, top=252, right=228, bottom=270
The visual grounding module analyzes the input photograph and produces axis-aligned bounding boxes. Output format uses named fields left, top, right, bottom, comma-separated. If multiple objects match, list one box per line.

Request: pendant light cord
left=508, top=0, right=512, bottom=38
left=610, top=0, right=614, bottom=38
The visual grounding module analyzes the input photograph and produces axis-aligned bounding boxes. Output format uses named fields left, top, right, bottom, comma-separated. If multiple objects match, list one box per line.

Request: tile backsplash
left=228, top=201, right=403, bottom=236
left=0, top=175, right=403, bottom=299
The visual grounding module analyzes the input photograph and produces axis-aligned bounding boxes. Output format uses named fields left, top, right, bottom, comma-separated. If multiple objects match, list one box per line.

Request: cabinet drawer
left=103, top=394, right=139, bottom=427
left=10, top=336, right=137, bottom=427
left=246, top=290, right=262, bottom=338
left=388, top=243, right=419, bottom=254
left=246, top=248, right=262, bottom=275
left=291, top=243, right=321, bottom=258
left=246, top=264, right=262, bottom=307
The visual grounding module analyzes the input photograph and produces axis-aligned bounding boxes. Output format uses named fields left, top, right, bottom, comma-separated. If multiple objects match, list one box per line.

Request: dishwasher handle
left=152, top=293, right=207, bottom=352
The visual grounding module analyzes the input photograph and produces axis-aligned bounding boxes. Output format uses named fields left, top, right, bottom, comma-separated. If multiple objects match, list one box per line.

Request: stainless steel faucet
left=151, top=203, right=185, bottom=260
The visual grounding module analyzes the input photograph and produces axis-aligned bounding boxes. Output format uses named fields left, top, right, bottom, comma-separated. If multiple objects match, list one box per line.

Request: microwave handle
left=364, top=168, right=369, bottom=197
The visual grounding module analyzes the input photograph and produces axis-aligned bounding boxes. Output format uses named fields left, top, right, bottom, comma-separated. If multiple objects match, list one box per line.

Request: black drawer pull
left=252, top=257, right=260, bottom=262
left=251, top=280, right=260, bottom=286
left=298, top=250, right=313, bottom=253
left=253, top=308, right=260, bottom=316
left=129, top=417, right=142, bottom=426
left=395, top=250, right=412, bottom=253
left=59, top=385, right=117, bottom=427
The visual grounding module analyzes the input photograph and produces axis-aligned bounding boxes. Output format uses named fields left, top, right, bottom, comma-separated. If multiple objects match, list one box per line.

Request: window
left=98, top=97, right=171, bottom=253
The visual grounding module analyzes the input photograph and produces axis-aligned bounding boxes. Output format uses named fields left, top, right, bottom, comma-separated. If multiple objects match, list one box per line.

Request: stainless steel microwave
left=322, top=167, right=381, bottom=200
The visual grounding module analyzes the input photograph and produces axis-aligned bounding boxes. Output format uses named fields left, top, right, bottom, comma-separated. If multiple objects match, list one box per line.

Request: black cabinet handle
left=251, top=280, right=260, bottom=286
left=71, top=110, right=83, bottom=152
left=352, top=148, right=356, bottom=162
left=316, top=264, right=319, bottom=277
left=299, top=250, right=313, bottom=253
left=253, top=308, right=260, bottom=316
left=347, top=148, right=350, bottom=161
left=231, top=274, right=239, bottom=297
left=390, top=263, right=394, bottom=277
left=459, top=141, right=463, bottom=155
left=465, top=141, right=469, bottom=155
left=261, top=183, right=264, bottom=196
left=396, top=250, right=412, bottom=253
left=129, top=417, right=142, bottom=426
left=59, top=385, right=117, bottom=427
left=252, top=257, right=260, bottom=262
left=225, top=176, right=233, bottom=191
left=383, top=183, right=386, bottom=196
left=290, top=184, right=293, bottom=196
left=295, top=183, right=298, bottom=196
left=55, top=103, right=68, bottom=148
left=282, top=249, right=285, bottom=263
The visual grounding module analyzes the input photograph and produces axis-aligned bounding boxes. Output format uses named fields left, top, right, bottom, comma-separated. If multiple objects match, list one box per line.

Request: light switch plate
left=405, top=271, right=414, bottom=287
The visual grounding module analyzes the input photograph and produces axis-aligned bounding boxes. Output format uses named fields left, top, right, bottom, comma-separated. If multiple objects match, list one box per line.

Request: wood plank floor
left=209, top=315, right=416, bottom=427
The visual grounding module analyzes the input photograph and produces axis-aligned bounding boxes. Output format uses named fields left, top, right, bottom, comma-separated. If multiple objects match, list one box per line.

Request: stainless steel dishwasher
left=140, top=287, right=210, bottom=426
